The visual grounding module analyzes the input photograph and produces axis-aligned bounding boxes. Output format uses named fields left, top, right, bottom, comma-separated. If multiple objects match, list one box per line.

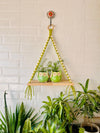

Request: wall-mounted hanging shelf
left=25, top=11, right=75, bottom=99
left=27, top=80, right=74, bottom=86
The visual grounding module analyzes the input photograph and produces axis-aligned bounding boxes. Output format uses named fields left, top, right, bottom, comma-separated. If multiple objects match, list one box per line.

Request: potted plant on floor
left=37, top=64, right=49, bottom=83
left=33, top=116, right=67, bottom=133
left=41, top=92, right=78, bottom=133
left=74, top=79, right=100, bottom=133
left=47, top=61, right=62, bottom=82
left=0, top=91, right=40, bottom=133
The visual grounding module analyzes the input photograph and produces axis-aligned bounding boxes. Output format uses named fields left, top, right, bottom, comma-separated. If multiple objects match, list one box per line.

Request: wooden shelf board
left=27, top=80, right=74, bottom=86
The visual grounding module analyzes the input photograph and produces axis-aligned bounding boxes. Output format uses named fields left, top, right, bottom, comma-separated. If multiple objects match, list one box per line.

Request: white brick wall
left=0, top=76, right=18, bottom=83
left=0, top=60, right=19, bottom=67
left=0, top=0, right=100, bottom=118
left=0, top=52, right=9, bottom=59
left=0, top=68, right=2, bottom=75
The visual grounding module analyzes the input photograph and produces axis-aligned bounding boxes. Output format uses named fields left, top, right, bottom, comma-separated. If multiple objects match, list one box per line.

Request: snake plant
left=0, top=91, right=40, bottom=133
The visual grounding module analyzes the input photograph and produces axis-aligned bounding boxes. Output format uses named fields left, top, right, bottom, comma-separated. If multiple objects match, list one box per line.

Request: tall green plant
left=75, top=79, right=100, bottom=122
left=0, top=91, right=40, bottom=133
left=8, top=106, right=21, bottom=133
left=41, top=92, right=77, bottom=133
left=18, top=102, right=40, bottom=132
left=0, top=91, right=20, bottom=133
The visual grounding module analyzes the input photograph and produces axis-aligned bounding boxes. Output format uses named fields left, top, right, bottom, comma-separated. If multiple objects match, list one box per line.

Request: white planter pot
left=83, top=123, right=99, bottom=133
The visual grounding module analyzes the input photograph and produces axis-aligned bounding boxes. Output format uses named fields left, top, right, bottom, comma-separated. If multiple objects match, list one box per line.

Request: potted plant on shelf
left=74, top=79, right=100, bottom=133
left=47, top=61, right=62, bottom=82
left=37, top=64, right=49, bottom=83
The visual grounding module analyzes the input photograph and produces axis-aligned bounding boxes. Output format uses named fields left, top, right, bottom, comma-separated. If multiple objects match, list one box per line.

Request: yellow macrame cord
left=25, top=27, right=76, bottom=99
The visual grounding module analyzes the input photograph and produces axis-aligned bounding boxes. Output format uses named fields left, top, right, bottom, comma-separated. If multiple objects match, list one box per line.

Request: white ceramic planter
left=83, top=123, right=99, bottom=133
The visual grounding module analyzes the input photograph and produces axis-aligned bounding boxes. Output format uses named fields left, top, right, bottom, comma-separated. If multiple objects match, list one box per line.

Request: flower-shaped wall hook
left=47, top=10, right=55, bottom=19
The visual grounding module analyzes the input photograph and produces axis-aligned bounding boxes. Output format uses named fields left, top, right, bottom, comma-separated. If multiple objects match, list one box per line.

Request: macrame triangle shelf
left=25, top=27, right=75, bottom=99
left=25, top=11, right=75, bottom=99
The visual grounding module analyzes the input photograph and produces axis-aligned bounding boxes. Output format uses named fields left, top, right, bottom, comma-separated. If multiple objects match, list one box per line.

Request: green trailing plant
left=75, top=79, right=100, bottom=122
left=41, top=92, right=77, bottom=133
left=0, top=91, right=40, bottom=133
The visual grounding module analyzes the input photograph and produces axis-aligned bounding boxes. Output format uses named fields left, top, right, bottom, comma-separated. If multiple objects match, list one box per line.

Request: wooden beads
left=51, top=36, right=72, bottom=83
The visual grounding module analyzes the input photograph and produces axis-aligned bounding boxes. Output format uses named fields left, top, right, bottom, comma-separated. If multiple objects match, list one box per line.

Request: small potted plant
left=37, top=64, right=49, bottom=82
left=47, top=61, right=62, bottom=82
left=74, top=79, right=100, bottom=133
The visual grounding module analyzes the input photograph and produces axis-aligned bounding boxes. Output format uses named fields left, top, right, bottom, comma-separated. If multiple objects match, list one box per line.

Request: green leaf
left=60, top=92, right=64, bottom=99
left=47, top=96, right=52, bottom=103
left=71, top=86, right=76, bottom=97
left=84, top=78, right=89, bottom=92
left=79, top=83, right=85, bottom=91
left=42, top=101, right=51, bottom=106
left=58, top=101, right=62, bottom=119
left=79, top=97, right=86, bottom=108
left=87, top=94, right=96, bottom=106
left=22, top=118, right=31, bottom=133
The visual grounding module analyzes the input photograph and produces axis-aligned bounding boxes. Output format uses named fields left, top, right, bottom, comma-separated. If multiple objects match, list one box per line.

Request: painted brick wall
left=0, top=0, right=100, bottom=117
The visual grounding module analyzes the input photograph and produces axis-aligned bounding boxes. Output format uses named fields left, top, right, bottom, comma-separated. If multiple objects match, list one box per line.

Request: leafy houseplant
left=0, top=91, right=40, bottom=133
left=47, top=61, right=62, bottom=82
left=34, top=116, right=67, bottom=133
left=37, top=64, right=49, bottom=82
left=41, top=92, right=77, bottom=133
left=75, top=79, right=100, bottom=133
left=96, top=85, right=100, bottom=112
